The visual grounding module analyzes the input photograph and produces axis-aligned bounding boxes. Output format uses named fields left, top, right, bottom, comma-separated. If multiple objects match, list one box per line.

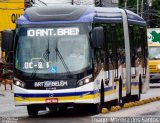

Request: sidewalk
left=0, top=83, right=159, bottom=118
left=0, top=84, right=12, bottom=96
left=0, top=84, right=27, bottom=118
left=141, top=83, right=160, bottom=99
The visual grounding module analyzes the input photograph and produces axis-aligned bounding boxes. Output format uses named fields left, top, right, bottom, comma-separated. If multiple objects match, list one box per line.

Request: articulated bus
left=2, top=5, right=149, bottom=116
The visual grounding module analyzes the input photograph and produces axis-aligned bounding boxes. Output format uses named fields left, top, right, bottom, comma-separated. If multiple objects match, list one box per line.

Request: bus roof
left=17, top=5, right=146, bottom=25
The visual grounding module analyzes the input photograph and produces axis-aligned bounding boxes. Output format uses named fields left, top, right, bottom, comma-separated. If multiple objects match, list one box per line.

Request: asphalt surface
left=0, top=84, right=160, bottom=123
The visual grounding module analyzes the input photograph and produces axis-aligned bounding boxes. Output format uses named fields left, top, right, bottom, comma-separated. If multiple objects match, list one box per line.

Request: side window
left=92, top=23, right=103, bottom=77
left=111, top=24, right=125, bottom=79
left=129, top=24, right=142, bottom=76
left=104, top=25, right=111, bottom=71
left=116, top=24, right=125, bottom=68
left=111, top=24, right=118, bottom=78
left=104, top=24, right=112, bottom=80
left=92, top=23, right=125, bottom=79
left=129, top=25, right=136, bottom=68
left=93, top=23, right=111, bottom=78
left=140, top=27, right=148, bottom=75
left=134, top=25, right=142, bottom=68
left=105, top=23, right=125, bottom=79
left=130, top=24, right=147, bottom=75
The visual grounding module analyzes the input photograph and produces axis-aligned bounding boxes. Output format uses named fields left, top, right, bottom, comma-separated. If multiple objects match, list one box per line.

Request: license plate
left=45, top=98, right=58, bottom=103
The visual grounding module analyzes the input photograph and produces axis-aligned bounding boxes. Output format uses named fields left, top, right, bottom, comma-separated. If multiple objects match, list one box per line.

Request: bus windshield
left=15, top=23, right=91, bottom=77
left=149, top=46, right=160, bottom=59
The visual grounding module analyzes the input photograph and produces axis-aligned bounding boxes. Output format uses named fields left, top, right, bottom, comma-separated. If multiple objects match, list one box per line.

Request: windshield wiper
left=30, top=40, right=50, bottom=79
left=55, top=47, right=72, bottom=78
left=30, top=40, right=72, bottom=78
left=47, top=40, right=50, bottom=61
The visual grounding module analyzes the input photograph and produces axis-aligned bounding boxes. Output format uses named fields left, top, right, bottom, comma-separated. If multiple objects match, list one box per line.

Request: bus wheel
left=90, top=82, right=104, bottom=114
left=59, top=106, right=67, bottom=113
left=89, top=103, right=101, bottom=114
left=27, top=105, right=38, bottom=117
left=100, top=81, right=104, bottom=109
left=138, top=75, right=142, bottom=100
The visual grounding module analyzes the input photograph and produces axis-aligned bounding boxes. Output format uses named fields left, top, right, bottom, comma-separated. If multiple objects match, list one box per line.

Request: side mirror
left=2, top=30, right=14, bottom=52
left=92, top=26, right=105, bottom=48
left=2, top=30, right=14, bottom=63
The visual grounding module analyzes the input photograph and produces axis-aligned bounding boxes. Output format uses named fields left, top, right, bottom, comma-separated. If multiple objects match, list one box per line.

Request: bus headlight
left=15, top=80, right=25, bottom=88
left=84, top=78, right=90, bottom=83
left=157, top=64, right=160, bottom=70
left=77, top=75, right=93, bottom=86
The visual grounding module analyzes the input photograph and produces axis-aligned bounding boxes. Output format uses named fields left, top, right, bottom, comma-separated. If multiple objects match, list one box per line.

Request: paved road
left=1, top=84, right=160, bottom=123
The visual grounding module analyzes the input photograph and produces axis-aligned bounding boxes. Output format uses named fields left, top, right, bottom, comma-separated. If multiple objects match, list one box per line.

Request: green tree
left=118, top=0, right=160, bottom=28
left=152, top=0, right=160, bottom=10
left=118, top=0, right=142, bottom=13
left=148, top=0, right=160, bottom=27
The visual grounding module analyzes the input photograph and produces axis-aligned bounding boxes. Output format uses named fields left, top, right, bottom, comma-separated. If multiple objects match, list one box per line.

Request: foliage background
left=118, top=0, right=160, bottom=28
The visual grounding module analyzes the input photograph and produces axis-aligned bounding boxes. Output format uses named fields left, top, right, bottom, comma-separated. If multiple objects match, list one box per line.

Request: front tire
left=27, top=105, right=38, bottom=117
left=90, top=82, right=104, bottom=114
left=89, top=103, right=101, bottom=114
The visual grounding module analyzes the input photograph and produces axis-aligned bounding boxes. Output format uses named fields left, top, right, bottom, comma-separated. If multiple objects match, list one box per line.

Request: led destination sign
left=27, top=27, right=79, bottom=37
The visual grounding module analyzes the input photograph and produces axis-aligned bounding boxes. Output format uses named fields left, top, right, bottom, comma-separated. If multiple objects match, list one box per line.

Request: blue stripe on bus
left=14, top=84, right=127, bottom=98
left=15, top=86, right=114, bottom=98
left=131, top=82, right=139, bottom=85
left=14, top=91, right=95, bottom=97
left=104, top=86, right=113, bottom=92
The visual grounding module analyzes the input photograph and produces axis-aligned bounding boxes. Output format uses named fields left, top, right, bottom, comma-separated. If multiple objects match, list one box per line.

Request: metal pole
left=125, top=0, right=127, bottom=9
left=141, top=0, right=144, bottom=17
left=137, top=0, right=139, bottom=15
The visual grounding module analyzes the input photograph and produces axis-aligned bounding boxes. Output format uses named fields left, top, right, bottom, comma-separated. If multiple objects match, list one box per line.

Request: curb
left=100, top=96, right=160, bottom=114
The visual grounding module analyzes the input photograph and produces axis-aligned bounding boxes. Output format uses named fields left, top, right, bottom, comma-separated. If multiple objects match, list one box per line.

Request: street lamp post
left=141, top=0, right=144, bottom=17
left=124, top=0, right=127, bottom=9
left=137, top=0, right=139, bottom=15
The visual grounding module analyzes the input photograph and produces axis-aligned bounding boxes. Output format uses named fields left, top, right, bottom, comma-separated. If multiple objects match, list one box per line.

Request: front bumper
left=13, top=83, right=99, bottom=106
